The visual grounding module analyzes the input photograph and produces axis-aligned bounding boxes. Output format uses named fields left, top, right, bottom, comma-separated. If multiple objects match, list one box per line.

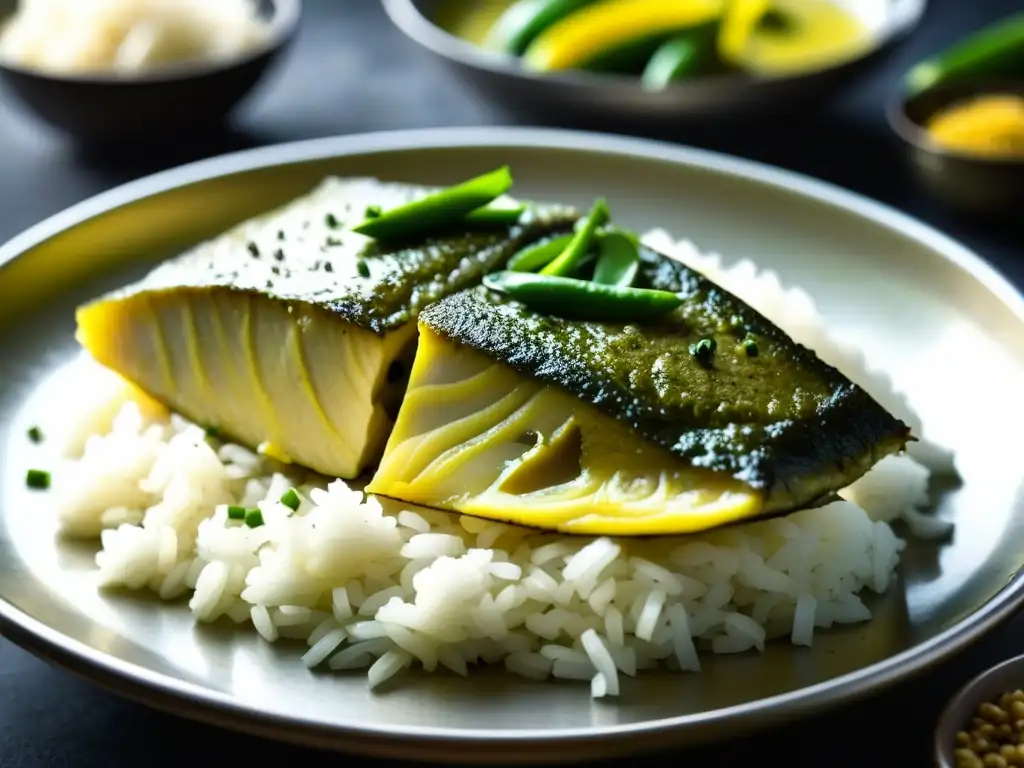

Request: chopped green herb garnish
left=273, top=248, right=285, bottom=262
left=743, top=338, right=759, bottom=357
left=277, top=230, right=285, bottom=241
left=280, top=488, right=301, bottom=511
left=247, top=242, right=260, bottom=257
left=204, top=425, right=221, bottom=439
left=325, top=213, right=339, bottom=228
left=364, top=204, right=382, bottom=219
left=26, top=469, right=50, bottom=490
left=356, top=258, right=371, bottom=278
left=690, top=337, right=717, bottom=366
left=227, top=505, right=246, bottom=520
left=27, top=425, right=43, bottom=443
left=244, top=508, right=264, bottom=528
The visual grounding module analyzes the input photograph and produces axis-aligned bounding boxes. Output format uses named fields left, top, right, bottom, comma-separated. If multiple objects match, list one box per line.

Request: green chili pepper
left=465, top=201, right=527, bottom=226
left=507, top=233, right=575, bottom=272
left=227, top=505, right=246, bottom=520
left=540, top=197, right=610, bottom=277
left=592, top=231, right=640, bottom=287
left=642, top=38, right=701, bottom=90
left=641, top=18, right=722, bottom=90
left=350, top=166, right=513, bottom=240
left=483, top=271, right=681, bottom=322
left=905, top=13, right=1024, bottom=94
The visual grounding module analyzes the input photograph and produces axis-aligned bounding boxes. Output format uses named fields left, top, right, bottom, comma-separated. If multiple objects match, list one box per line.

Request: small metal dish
left=935, top=654, right=1024, bottom=768
left=0, top=0, right=301, bottom=146
left=382, top=0, right=928, bottom=128
left=887, top=80, right=1024, bottom=217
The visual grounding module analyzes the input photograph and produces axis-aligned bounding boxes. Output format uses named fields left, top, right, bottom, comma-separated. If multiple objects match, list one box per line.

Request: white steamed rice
left=45, top=232, right=955, bottom=697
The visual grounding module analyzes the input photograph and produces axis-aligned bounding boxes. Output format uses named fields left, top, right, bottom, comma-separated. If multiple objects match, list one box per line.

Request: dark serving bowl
left=935, top=654, right=1024, bottom=768
left=0, top=0, right=302, bottom=146
left=887, top=80, right=1024, bottom=218
left=382, top=0, right=928, bottom=128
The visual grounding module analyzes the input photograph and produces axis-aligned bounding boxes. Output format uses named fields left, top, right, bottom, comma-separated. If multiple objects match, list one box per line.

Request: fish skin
left=86, top=177, right=578, bottom=336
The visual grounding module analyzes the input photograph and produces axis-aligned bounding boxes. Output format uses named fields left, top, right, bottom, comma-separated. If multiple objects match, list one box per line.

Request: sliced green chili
left=507, top=233, right=574, bottom=272
left=483, top=271, right=682, bottom=322
left=540, top=197, right=610, bottom=277
left=592, top=231, right=640, bottom=287
left=905, top=13, right=1024, bottom=94
left=244, top=508, right=264, bottom=528
left=465, top=201, right=527, bottom=226
left=25, top=469, right=50, bottom=490
left=227, top=505, right=246, bottom=520
left=350, top=166, right=513, bottom=240
left=280, top=488, right=301, bottom=511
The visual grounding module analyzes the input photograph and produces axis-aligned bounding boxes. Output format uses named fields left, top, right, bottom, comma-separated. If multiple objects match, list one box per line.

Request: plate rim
left=2, top=126, right=1023, bottom=755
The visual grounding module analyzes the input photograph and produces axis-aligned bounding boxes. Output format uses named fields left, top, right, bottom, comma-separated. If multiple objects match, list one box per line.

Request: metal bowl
left=382, top=0, right=928, bottom=128
left=887, top=81, right=1024, bottom=218
left=935, top=654, right=1024, bottom=768
left=0, top=0, right=301, bottom=146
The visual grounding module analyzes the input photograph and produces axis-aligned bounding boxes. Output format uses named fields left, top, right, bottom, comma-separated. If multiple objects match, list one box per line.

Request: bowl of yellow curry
left=383, top=0, right=927, bottom=126
left=887, top=13, right=1024, bottom=217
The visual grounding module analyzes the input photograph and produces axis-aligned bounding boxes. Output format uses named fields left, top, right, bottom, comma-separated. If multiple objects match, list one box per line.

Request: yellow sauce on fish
left=926, top=94, right=1024, bottom=160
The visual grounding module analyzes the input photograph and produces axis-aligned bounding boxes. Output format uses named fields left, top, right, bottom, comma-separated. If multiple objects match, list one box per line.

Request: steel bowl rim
left=934, top=652, right=1024, bottom=768
left=1, top=125, right=1023, bottom=752
left=0, top=0, right=302, bottom=85
left=381, top=0, right=928, bottom=98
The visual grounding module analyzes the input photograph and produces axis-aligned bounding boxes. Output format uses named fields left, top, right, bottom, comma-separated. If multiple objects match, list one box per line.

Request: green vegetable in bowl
left=485, top=0, right=596, bottom=55
left=905, top=13, right=1024, bottom=95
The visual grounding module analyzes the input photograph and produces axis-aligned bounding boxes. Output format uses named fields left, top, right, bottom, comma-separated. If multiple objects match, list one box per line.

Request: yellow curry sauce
left=926, top=94, right=1024, bottom=160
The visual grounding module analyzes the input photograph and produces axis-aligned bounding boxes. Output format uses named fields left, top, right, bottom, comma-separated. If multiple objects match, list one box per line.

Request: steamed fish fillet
left=368, top=244, right=910, bottom=536
left=76, top=177, right=576, bottom=479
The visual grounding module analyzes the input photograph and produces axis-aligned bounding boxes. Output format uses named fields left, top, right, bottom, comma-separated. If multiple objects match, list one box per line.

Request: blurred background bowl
left=0, top=0, right=301, bottom=147
left=382, top=0, right=929, bottom=129
left=887, top=81, right=1024, bottom=218
left=934, top=654, right=1024, bottom=768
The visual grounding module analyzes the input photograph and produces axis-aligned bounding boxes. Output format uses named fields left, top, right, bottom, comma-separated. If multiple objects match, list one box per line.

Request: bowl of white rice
left=0, top=0, right=301, bottom=145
